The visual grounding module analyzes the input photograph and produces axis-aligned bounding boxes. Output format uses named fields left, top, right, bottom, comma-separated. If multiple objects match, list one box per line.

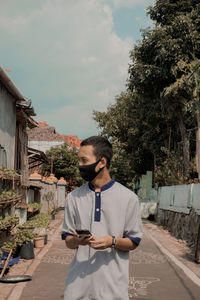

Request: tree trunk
left=177, top=111, right=190, bottom=175
left=196, top=111, right=200, bottom=180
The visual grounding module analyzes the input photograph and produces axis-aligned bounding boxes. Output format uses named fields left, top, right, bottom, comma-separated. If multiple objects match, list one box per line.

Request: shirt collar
left=88, top=179, right=115, bottom=192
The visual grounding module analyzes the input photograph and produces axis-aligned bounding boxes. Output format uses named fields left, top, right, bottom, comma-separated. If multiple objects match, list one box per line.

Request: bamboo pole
left=0, top=249, right=13, bottom=278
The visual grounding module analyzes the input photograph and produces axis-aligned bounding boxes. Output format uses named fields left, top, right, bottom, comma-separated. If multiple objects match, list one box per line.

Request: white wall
left=28, top=140, right=64, bottom=153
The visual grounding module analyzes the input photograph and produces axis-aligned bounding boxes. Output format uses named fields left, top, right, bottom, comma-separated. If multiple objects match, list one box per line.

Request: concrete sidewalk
left=2, top=212, right=200, bottom=300
left=0, top=211, right=65, bottom=300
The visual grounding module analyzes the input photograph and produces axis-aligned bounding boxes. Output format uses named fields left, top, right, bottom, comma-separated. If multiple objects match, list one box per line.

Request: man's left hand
left=89, top=236, right=112, bottom=250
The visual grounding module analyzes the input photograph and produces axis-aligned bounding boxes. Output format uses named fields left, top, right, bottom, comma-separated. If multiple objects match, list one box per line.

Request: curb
left=148, top=229, right=200, bottom=288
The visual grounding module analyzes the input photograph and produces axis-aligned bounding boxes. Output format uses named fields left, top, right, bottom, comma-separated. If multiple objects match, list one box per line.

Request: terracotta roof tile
left=60, top=135, right=82, bottom=147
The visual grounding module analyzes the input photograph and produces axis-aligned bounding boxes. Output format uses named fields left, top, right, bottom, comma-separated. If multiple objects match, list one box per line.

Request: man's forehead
left=78, top=145, right=95, bottom=156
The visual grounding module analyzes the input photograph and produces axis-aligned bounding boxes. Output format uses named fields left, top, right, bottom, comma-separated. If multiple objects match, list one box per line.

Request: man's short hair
left=80, top=136, right=113, bottom=168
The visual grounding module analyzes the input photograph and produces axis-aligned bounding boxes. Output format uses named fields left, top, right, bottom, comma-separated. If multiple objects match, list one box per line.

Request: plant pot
left=28, top=207, right=34, bottom=213
left=34, top=236, right=44, bottom=248
left=19, top=242, right=35, bottom=259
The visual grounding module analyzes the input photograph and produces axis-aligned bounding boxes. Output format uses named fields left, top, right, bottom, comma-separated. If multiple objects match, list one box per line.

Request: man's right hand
left=73, top=231, right=96, bottom=246
left=65, top=232, right=96, bottom=249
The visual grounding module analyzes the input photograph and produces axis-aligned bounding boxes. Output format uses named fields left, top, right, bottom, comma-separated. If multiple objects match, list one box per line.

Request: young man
left=62, top=136, right=142, bottom=300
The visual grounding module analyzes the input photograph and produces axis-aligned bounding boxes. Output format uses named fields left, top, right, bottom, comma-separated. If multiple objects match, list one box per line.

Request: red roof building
left=29, top=121, right=82, bottom=149
left=60, top=135, right=82, bottom=148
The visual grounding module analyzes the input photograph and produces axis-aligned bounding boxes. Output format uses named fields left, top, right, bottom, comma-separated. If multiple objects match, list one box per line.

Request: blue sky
left=0, top=0, right=154, bottom=139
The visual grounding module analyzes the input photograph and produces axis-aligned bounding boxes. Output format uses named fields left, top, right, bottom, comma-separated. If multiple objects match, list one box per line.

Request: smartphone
left=76, top=229, right=91, bottom=239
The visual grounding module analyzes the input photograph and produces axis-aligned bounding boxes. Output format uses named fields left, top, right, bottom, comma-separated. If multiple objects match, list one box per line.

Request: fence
left=158, top=184, right=200, bottom=215
left=156, top=183, right=200, bottom=262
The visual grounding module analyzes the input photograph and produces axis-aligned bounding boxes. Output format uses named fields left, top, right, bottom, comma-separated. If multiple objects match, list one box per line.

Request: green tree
left=128, top=1, right=200, bottom=175
left=43, top=143, right=83, bottom=186
left=94, top=0, right=200, bottom=185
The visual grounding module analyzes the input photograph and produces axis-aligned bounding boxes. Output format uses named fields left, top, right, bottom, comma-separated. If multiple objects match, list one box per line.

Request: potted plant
left=3, top=229, right=35, bottom=259
left=22, top=213, right=51, bottom=244
left=49, top=199, right=58, bottom=220
left=27, top=202, right=42, bottom=213
left=23, top=213, right=51, bottom=228
left=0, top=189, right=18, bottom=201
left=0, top=214, right=19, bottom=230
left=34, top=235, right=45, bottom=248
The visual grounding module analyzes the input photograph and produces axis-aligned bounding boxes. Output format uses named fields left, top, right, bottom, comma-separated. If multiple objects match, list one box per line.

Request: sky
left=0, top=0, right=155, bottom=139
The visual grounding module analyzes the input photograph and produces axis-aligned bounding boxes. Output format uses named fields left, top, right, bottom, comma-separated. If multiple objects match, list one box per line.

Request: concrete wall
left=28, top=140, right=64, bottom=153
left=157, top=183, right=200, bottom=246
left=0, top=83, right=16, bottom=169
left=137, top=171, right=153, bottom=201
left=57, top=184, right=66, bottom=208
left=157, top=209, right=200, bottom=246
left=157, top=184, right=200, bottom=214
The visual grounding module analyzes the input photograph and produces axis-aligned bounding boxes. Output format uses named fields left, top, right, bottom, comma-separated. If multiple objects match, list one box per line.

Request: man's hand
left=89, top=235, right=112, bottom=250
left=73, top=231, right=96, bottom=246
left=65, top=232, right=95, bottom=249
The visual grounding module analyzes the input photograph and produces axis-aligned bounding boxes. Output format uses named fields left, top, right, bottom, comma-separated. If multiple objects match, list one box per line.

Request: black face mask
left=79, top=159, right=104, bottom=182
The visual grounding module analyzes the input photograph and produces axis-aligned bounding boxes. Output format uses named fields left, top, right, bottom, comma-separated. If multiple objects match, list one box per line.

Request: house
left=0, top=66, right=37, bottom=180
left=28, top=121, right=65, bottom=153
left=0, top=67, right=47, bottom=228
left=0, top=68, right=65, bottom=236
left=28, top=121, right=82, bottom=151
left=0, top=68, right=37, bottom=171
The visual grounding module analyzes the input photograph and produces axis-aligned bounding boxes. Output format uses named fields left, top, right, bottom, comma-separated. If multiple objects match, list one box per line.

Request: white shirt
left=62, top=180, right=142, bottom=300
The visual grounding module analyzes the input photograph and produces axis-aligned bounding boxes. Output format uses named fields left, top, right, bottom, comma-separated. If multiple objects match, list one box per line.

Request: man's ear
left=100, top=157, right=107, bottom=168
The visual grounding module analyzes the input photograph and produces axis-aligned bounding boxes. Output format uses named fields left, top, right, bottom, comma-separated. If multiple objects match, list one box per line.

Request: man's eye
left=79, top=158, right=87, bottom=164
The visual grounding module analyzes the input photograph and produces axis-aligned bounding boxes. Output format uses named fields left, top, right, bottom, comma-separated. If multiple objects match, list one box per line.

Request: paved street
left=9, top=215, right=200, bottom=300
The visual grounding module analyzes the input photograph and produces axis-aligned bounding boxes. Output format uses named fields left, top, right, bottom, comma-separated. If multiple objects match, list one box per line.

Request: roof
left=60, top=135, right=82, bottom=147
left=16, top=109, right=38, bottom=129
left=28, top=122, right=64, bottom=141
left=0, top=67, right=36, bottom=117
left=28, top=147, right=48, bottom=169
left=28, top=121, right=82, bottom=147
left=38, top=121, right=48, bottom=127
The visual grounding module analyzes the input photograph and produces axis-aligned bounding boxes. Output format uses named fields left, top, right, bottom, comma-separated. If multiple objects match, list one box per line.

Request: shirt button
left=96, top=193, right=99, bottom=196
left=96, top=208, right=100, bottom=212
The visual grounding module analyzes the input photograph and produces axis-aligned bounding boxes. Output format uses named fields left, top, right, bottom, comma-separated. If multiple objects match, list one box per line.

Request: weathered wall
left=18, top=124, right=29, bottom=186
left=0, top=83, right=16, bottom=169
left=157, top=183, right=200, bottom=246
left=40, top=181, right=66, bottom=213
left=57, top=184, right=66, bottom=208
left=157, top=209, right=200, bottom=246
left=137, top=171, right=153, bottom=201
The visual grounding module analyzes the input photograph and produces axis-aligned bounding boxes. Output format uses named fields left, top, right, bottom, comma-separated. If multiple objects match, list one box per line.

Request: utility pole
left=168, top=127, right=172, bottom=158
left=51, top=155, right=54, bottom=174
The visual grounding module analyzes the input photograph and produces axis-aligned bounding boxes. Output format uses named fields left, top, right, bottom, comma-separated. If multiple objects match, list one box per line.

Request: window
left=0, top=145, right=7, bottom=167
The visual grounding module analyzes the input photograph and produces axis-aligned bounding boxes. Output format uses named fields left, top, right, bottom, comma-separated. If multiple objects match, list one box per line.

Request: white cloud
left=0, top=0, right=133, bottom=138
left=110, top=0, right=154, bottom=8
left=36, top=104, right=98, bottom=139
